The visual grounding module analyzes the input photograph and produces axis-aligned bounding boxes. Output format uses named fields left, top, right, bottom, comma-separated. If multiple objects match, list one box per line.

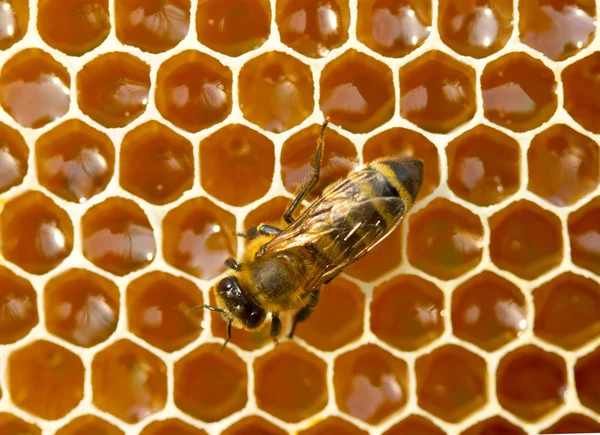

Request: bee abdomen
left=370, top=157, right=424, bottom=209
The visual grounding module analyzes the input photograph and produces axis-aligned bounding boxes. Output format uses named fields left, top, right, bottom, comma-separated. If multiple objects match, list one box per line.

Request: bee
left=193, top=119, right=424, bottom=350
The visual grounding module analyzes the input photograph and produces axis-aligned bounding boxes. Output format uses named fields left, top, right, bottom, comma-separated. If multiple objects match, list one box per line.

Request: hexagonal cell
left=447, top=125, right=520, bottom=206
left=0, top=0, right=29, bottom=50
left=45, top=269, right=119, bottom=347
left=320, top=49, right=395, bottom=133
left=82, top=197, right=156, bottom=276
left=199, top=124, right=275, bottom=206
left=363, top=127, right=440, bottom=201
left=0, top=413, right=40, bottom=435
left=371, top=275, right=443, bottom=351
left=528, top=124, right=599, bottom=207
left=8, top=340, right=84, bottom=420
left=141, top=419, right=207, bottom=435
left=519, top=0, right=596, bottom=61
left=77, top=52, right=150, bottom=128
left=35, top=119, right=115, bottom=203
left=295, top=277, right=364, bottom=351
left=37, top=0, right=110, bottom=56
left=196, top=0, right=270, bottom=56
left=439, top=0, right=513, bottom=58
left=299, top=416, right=367, bottom=435
left=222, top=416, right=286, bottom=435
left=575, top=345, right=600, bottom=414
left=461, top=416, right=526, bottom=435
left=568, top=196, right=600, bottom=277
left=0, top=122, right=28, bottom=194
left=489, top=200, right=563, bottom=280
left=416, top=344, right=487, bottom=423
left=120, top=121, right=193, bottom=205
left=563, top=52, right=600, bottom=134
left=277, top=0, right=350, bottom=58
left=0, top=49, right=70, bottom=128
left=1, top=191, right=74, bottom=275
left=115, top=0, right=190, bottom=53
left=452, top=271, right=526, bottom=352
left=55, top=415, right=123, bottom=435
left=163, top=197, right=236, bottom=279
left=174, top=343, right=247, bottom=422
left=346, top=225, right=403, bottom=282
left=533, top=272, right=600, bottom=350
left=334, top=344, right=408, bottom=424
left=357, top=0, right=431, bottom=58
left=239, top=52, right=314, bottom=133
left=497, top=345, right=567, bottom=421
left=541, top=413, right=600, bottom=434
left=92, top=339, right=167, bottom=423
left=481, top=52, right=557, bottom=132
left=241, top=197, right=290, bottom=251
left=384, top=415, right=444, bottom=435
left=281, top=124, right=358, bottom=201
left=400, top=50, right=476, bottom=133
left=407, top=198, right=484, bottom=280
left=156, top=50, right=232, bottom=133
left=0, top=266, right=38, bottom=344
left=127, top=271, right=203, bottom=352
left=255, top=342, right=327, bottom=423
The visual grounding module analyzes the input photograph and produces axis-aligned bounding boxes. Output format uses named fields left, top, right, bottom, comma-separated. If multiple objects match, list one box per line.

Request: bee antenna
left=219, top=319, right=233, bottom=353
left=189, top=304, right=227, bottom=314
left=189, top=305, right=233, bottom=352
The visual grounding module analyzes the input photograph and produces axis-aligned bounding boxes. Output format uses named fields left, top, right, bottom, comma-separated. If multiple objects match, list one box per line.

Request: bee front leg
left=270, top=314, right=282, bottom=345
left=288, top=289, right=320, bottom=339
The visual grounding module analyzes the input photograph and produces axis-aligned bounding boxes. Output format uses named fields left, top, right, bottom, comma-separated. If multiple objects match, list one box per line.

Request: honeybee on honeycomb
left=193, top=119, right=424, bottom=349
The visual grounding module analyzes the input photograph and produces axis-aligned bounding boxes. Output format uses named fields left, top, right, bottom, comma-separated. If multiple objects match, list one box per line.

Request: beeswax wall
left=0, top=0, right=599, bottom=434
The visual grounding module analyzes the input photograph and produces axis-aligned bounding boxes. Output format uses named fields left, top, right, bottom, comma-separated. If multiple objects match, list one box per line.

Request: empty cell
left=44, top=269, right=119, bottom=348
left=384, top=415, right=445, bottom=435
left=81, top=197, right=156, bottom=276
left=400, top=51, right=476, bottom=133
left=0, top=0, right=28, bottom=49
left=0, top=413, right=40, bottom=435
left=575, top=345, right=600, bottom=414
left=222, top=415, right=286, bottom=435
left=35, top=119, right=115, bottom=203
left=320, top=49, right=395, bottom=133
left=461, top=416, right=526, bottom=435
left=568, top=196, right=600, bottom=277
left=140, top=419, right=207, bottom=435
left=0, top=49, right=70, bottom=129
left=1, top=190, right=74, bottom=275
left=563, top=52, right=600, bottom=134
left=0, top=266, right=38, bottom=344
left=0, top=122, right=28, bottom=194
left=77, top=52, right=150, bottom=128
left=174, top=343, right=248, bottom=422
left=277, top=0, right=350, bottom=58
left=92, top=339, right=167, bottom=423
left=120, top=121, right=194, bottom=205
left=541, top=413, right=600, bottom=434
left=299, top=416, right=368, bottom=435
left=156, top=50, right=232, bottom=133
left=55, top=415, right=123, bottom=435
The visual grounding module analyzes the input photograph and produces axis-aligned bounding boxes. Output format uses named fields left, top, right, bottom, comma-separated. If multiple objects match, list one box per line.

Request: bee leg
left=219, top=319, right=233, bottom=352
left=236, top=224, right=282, bottom=240
left=270, top=314, right=282, bottom=345
left=283, top=119, right=328, bottom=224
left=288, top=290, right=321, bottom=339
left=224, top=258, right=241, bottom=271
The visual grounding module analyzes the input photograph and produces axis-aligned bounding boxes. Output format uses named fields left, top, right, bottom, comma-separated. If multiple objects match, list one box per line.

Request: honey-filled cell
left=346, top=225, right=403, bottom=282
left=0, top=266, right=38, bottom=344
left=127, top=271, right=203, bottom=352
left=563, top=52, right=600, bottom=134
left=222, top=416, right=286, bottom=435
left=92, top=339, right=167, bottom=423
left=156, top=50, right=232, bottom=133
left=0, top=413, right=40, bottom=435
left=519, top=0, right=596, bottom=61
left=197, top=0, right=270, bottom=56
left=115, top=0, right=190, bottom=53
left=277, top=0, right=350, bottom=58
left=120, top=121, right=193, bottom=205
left=1, top=190, right=74, bottom=275
left=541, top=413, right=600, bottom=434
left=575, top=346, right=600, bottom=414
left=0, top=0, right=29, bottom=49
left=461, top=416, right=526, bottom=435
left=357, top=0, right=431, bottom=58
left=0, top=49, right=70, bottom=129
left=239, top=52, right=314, bottom=133
left=44, top=269, right=119, bottom=348
left=199, top=124, right=275, bottom=206
left=163, top=197, right=237, bottom=280
left=320, top=49, right=395, bottom=133
left=77, top=52, right=150, bottom=128
left=299, top=416, right=368, bottom=435
left=37, top=0, right=110, bottom=56
left=447, top=125, right=520, bottom=206
left=568, top=196, right=600, bottom=277
left=243, top=196, right=292, bottom=248
left=438, top=0, right=513, bottom=58
left=333, top=344, right=409, bottom=424
left=0, top=121, right=28, bottom=194
left=482, top=52, right=557, bottom=132
left=56, top=415, right=123, bottom=435
left=384, top=415, right=445, bottom=435
left=140, top=419, right=207, bottom=435
left=35, top=119, right=115, bottom=203
left=174, top=343, right=248, bottom=422
left=81, top=197, right=156, bottom=276
left=8, top=340, right=84, bottom=420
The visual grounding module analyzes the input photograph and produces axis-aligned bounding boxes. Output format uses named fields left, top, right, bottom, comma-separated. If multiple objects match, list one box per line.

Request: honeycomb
left=0, top=0, right=599, bottom=434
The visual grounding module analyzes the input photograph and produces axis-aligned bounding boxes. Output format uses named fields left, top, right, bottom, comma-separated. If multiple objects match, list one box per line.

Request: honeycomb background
left=0, top=0, right=599, bottom=434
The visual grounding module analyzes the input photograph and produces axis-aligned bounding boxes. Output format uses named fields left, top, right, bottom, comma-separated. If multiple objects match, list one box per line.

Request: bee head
left=215, top=276, right=266, bottom=330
